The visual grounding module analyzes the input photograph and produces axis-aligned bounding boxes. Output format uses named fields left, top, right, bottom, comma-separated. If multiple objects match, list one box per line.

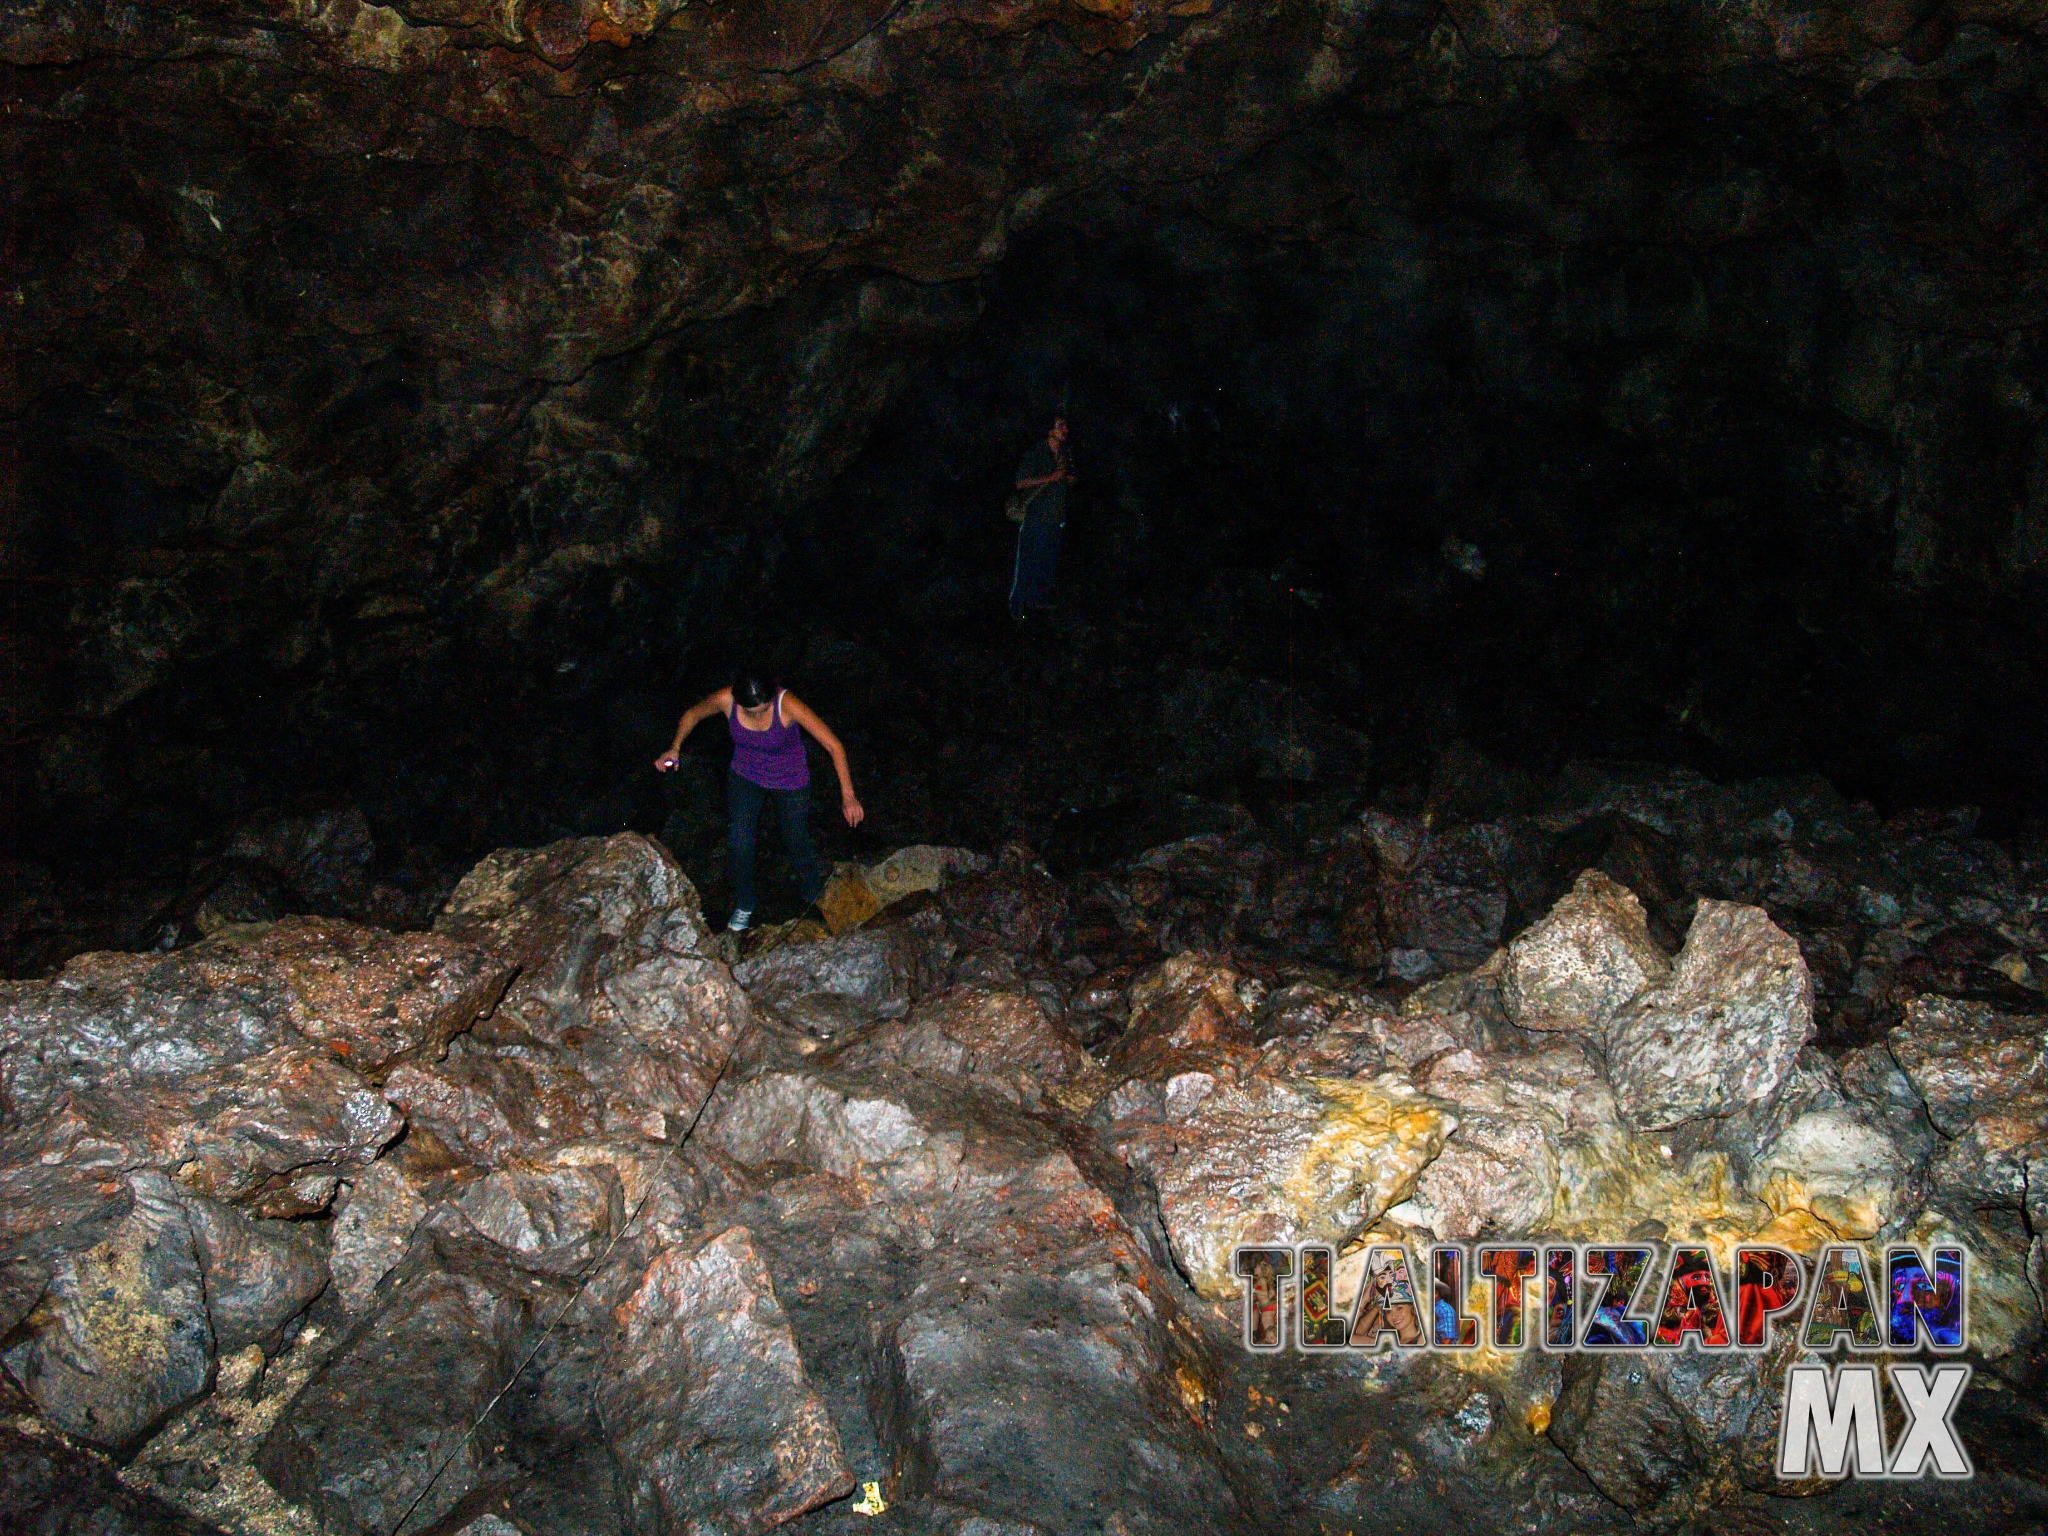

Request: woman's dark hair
left=733, top=674, right=774, bottom=709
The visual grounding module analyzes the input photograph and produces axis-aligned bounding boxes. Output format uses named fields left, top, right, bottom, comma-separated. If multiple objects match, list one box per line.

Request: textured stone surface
left=734, top=924, right=938, bottom=1036
left=1889, top=997, right=2048, bottom=1222
left=1107, top=951, right=1261, bottom=1077
left=0, top=918, right=507, bottom=1100
left=437, top=1160, right=624, bottom=1280
left=331, top=1160, right=430, bottom=1314
left=598, top=1226, right=853, bottom=1536
left=256, top=1259, right=527, bottom=1536
left=1408, top=1039, right=1618, bottom=1241
left=708, top=1046, right=1247, bottom=1536
left=820, top=986, right=1103, bottom=1112
left=182, top=1188, right=330, bottom=1352
left=435, top=834, right=747, bottom=1139
left=1604, top=900, right=1815, bottom=1130
left=1106, top=1066, right=1454, bottom=1299
left=9, top=808, right=2048, bottom=1535
left=1499, top=870, right=1669, bottom=1034
left=222, top=916, right=512, bottom=1075
left=15, top=1042, right=401, bottom=1216
left=435, top=835, right=712, bottom=1018
left=2, top=1172, right=214, bottom=1452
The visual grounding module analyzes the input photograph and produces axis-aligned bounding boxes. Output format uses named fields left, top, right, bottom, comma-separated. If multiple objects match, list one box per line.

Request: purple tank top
left=729, top=691, right=809, bottom=790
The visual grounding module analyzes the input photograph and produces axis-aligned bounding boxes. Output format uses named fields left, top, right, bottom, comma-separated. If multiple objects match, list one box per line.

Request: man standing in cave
left=1006, top=415, right=1073, bottom=619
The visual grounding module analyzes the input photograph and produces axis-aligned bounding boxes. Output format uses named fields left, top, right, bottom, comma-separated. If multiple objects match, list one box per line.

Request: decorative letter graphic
left=1580, top=1246, right=1654, bottom=1348
left=1802, top=1246, right=1883, bottom=1351
left=1886, top=1246, right=1966, bottom=1352
left=1478, top=1245, right=1538, bottom=1349
left=1887, top=1364, right=1973, bottom=1479
left=1542, top=1246, right=1576, bottom=1351
left=1235, top=1247, right=1294, bottom=1352
left=1351, top=1246, right=1426, bottom=1350
left=1735, top=1245, right=1804, bottom=1349
left=1429, top=1246, right=1479, bottom=1348
left=1653, top=1246, right=1732, bottom=1350
left=1298, top=1245, right=1349, bottom=1350
left=1778, top=1364, right=1885, bottom=1479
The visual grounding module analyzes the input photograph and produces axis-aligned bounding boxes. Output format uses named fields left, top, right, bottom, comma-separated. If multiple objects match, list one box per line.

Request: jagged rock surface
left=4, top=793, right=2048, bottom=1535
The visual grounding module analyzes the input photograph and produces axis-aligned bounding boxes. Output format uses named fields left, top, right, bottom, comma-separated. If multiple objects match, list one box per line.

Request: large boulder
left=1889, top=996, right=2048, bottom=1203
left=1498, top=870, right=1669, bottom=1034
left=1407, top=1039, right=1622, bottom=1241
left=1106, top=952, right=1262, bottom=1079
left=330, top=1160, right=430, bottom=1315
left=1603, top=900, right=1814, bottom=1130
left=181, top=1189, right=329, bottom=1353
left=0, top=918, right=508, bottom=1105
left=1372, top=821, right=1516, bottom=974
left=734, top=920, right=950, bottom=1039
left=384, top=1040, right=606, bottom=1165
left=222, top=917, right=512, bottom=1076
left=597, top=1226, right=853, bottom=1536
left=32, top=1044, right=401, bottom=1216
left=256, top=1256, right=527, bottom=1536
left=1548, top=1334, right=1827, bottom=1519
left=435, top=834, right=713, bottom=999
left=709, top=1056, right=1248, bottom=1534
left=2, top=1172, right=215, bottom=1452
left=1104, top=1064, right=1455, bottom=1299
left=434, top=835, right=749, bottom=1141
left=820, top=987, right=1104, bottom=1112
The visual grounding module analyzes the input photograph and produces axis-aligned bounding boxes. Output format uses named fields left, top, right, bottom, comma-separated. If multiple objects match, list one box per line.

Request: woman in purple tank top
left=654, top=675, right=864, bottom=932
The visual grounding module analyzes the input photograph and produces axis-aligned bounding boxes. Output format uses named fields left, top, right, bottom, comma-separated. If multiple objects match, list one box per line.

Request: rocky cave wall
left=7, top=0, right=2048, bottom=970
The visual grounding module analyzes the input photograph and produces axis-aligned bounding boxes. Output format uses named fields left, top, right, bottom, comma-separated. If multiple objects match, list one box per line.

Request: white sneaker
left=726, top=909, right=753, bottom=933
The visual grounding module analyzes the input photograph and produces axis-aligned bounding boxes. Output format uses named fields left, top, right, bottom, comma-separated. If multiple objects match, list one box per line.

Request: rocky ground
left=5, top=762, right=2048, bottom=1536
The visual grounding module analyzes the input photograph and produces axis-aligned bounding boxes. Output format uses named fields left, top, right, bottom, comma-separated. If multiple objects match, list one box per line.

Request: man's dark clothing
left=1009, top=441, right=1069, bottom=618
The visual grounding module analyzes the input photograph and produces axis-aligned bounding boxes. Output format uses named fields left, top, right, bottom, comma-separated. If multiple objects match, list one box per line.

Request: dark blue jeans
left=1009, top=518, right=1064, bottom=617
left=728, top=771, right=826, bottom=913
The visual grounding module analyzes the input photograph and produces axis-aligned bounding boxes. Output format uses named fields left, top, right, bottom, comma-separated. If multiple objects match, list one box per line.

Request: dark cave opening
left=9, top=14, right=2048, bottom=977
left=14, top=204, right=2048, bottom=966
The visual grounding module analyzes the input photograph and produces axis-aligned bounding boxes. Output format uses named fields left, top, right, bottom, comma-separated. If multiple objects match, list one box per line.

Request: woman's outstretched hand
left=842, top=795, right=865, bottom=827
left=654, top=752, right=680, bottom=772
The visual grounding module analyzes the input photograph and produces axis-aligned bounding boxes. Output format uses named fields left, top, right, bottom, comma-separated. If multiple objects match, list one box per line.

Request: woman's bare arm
left=655, top=688, right=731, bottom=770
left=781, top=693, right=864, bottom=825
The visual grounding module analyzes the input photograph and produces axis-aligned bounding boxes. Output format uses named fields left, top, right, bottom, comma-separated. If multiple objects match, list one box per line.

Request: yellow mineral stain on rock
left=1526, top=1399, right=1552, bottom=1435
left=1289, top=1075, right=1456, bottom=1226
left=816, top=864, right=884, bottom=933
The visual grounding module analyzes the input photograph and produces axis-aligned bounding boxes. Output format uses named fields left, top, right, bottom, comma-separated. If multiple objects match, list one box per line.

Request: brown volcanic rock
left=330, top=1159, right=431, bottom=1314
left=818, top=985, right=1105, bottom=1112
left=6, top=1040, right=400, bottom=1219
left=434, top=834, right=713, bottom=1037
left=597, top=1225, right=854, bottom=1536
left=0, top=919, right=506, bottom=1109
left=1889, top=996, right=2048, bottom=1223
left=1, top=1171, right=215, bottom=1453
left=181, top=1186, right=330, bottom=1352
left=384, top=1037, right=608, bottom=1165
left=232, top=916, right=512, bottom=1075
left=256, top=1255, right=528, bottom=1536
left=1499, top=869, right=1670, bottom=1035
left=1106, top=951, right=1261, bottom=1078
left=433, top=835, right=749, bottom=1140
left=708, top=1056, right=1248, bottom=1534
left=1603, top=900, right=1815, bottom=1131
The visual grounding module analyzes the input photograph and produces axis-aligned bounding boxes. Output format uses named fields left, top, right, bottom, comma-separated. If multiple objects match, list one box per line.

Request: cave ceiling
left=4, top=0, right=2048, bottom=879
